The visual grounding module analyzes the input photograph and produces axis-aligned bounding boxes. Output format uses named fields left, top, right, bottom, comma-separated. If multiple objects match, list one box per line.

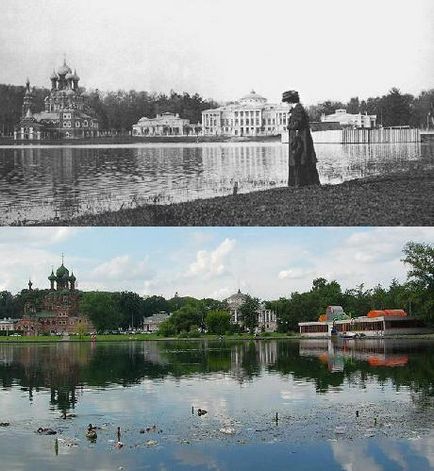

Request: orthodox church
left=14, top=59, right=100, bottom=140
left=16, top=258, right=93, bottom=336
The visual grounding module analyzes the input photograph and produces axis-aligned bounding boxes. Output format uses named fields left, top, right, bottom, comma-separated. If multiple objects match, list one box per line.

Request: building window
left=83, top=120, right=88, bottom=127
left=76, top=121, right=80, bottom=127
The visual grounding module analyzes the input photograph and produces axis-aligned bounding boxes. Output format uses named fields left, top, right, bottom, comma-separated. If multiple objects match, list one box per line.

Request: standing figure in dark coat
left=282, top=90, right=320, bottom=187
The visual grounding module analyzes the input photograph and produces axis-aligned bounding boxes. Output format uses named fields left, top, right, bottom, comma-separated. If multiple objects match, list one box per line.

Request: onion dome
left=50, top=69, right=58, bottom=80
left=69, top=271, right=76, bottom=282
left=56, top=263, right=69, bottom=278
left=57, top=59, right=72, bottom=76
left=48, top=269, right=56, bottom=282
left=70, top=69, right=80, bottom=81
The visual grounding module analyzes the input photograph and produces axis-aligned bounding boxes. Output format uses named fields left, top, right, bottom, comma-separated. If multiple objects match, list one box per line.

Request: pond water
left=0, top=338, right=433, bottom=470
left=0, top=142, right=432, bottom=224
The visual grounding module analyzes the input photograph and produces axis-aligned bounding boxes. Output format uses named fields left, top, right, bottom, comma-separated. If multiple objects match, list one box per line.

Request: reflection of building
left=14, top=59, right=100, bottom=140
left=299, top=309, right=427, bottom=337
left=299, top=339, right=410, bottom=372
left=321, top=109, right=377, bottom=128
left=202, top=90, right=290, bottom=136
left=143, top=312, right=170, bottom=332
left=132, top=112, right=192, bottom=136
left=225, top=289, right=277, bottom=332
left=16, top=259, right=93, bottom=336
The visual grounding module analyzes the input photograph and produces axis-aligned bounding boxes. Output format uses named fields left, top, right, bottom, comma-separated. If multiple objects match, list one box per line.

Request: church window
left=83, top=120, right=88, bottom=127
left=75, top=121, right=80, bottom=127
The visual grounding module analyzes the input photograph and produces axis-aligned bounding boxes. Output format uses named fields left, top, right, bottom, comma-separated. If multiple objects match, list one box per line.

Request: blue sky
left=1, top=0, right=433, bottom=104
left=0, top=227, right=433, bottom=300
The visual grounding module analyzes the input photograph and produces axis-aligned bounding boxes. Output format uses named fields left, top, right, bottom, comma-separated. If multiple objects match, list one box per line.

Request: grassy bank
left=37, top=168, right=434, bottom=226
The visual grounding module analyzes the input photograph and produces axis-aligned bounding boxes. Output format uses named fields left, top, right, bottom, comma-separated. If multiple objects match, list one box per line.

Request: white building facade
left=225, top=289, right=277, bottom=332
left=143, top=312, right=170, bottom=333
left=132, top=112, right=192, bottom=136
left=202, top=91, right=291, bottom=137
left=321, top=109, right=377, bottom=128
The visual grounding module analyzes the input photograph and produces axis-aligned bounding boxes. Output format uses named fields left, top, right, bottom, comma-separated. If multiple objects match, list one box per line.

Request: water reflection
left=1, top=339, right=433, bottom=411
left=0, top=142, right=432, bottom=223
left=0, top=339, right=434, bottom=470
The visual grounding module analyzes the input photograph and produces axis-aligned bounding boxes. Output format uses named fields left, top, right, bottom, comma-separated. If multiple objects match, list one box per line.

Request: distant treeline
left=0, top=84, right=219, bottom=135
left=1, top=242, right=432, bottom=334
left=0, top=83, right=433, bottom=136
left=307, top=88, right=434, bottom=128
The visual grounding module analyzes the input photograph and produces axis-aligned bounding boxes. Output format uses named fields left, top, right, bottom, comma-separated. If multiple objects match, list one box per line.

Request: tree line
left=0, top=241, right=432, bottom=334
left=0, top=84, right=219, bottom=135
left=307, top=88, right=434, bottom=128
left=0, top=83, right=432, bottom=136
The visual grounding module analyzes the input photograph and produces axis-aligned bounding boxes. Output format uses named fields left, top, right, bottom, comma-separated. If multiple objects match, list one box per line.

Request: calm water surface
left=0, top=338, right=433, bottom=470
left=0, top=142, right=432, bottom=223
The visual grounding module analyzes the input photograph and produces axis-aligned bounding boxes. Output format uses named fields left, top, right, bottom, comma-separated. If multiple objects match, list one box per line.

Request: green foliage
left=0, top=84, right=219, bottom=135
left=306, top=88, right=433, bottom=128
left=239, top=295, right=260, bottom=333
left=205, top=310, right=231, bottom=335
left=80, top=292, right=122, bottom=332
left=402, top=242, right=434, bottom=321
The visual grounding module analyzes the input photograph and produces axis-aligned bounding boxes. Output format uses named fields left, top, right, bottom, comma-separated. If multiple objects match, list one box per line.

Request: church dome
left=58, top=60, right=72, bottom=76
left=56, top=263, right=69, bottom=278
left=70, top=69, right=80, bottom=81
left=50, top=70, right=58, bottom=80
left=48, top=269, right=56, bottom=281
left=69, top=272, right=76, bottom=282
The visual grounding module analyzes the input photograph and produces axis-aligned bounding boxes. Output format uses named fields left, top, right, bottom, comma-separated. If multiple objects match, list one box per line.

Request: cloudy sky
left=0, top=226, right=433, bottom=300
left=1, top=0, right=433, bottom=104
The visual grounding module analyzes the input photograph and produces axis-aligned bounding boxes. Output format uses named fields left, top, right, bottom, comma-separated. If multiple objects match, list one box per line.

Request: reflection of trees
left=0, top=340, right=433, bottom=412
left=291, top=339, right=434, bottom=399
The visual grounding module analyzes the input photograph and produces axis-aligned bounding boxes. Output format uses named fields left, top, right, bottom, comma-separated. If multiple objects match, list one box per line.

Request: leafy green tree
left=80, top=292, right=121, bottom=332
left=205, top=310, right=231, bottom=335
left=402, top=242, right=434, bottom=321
left=116, top=291, right=145, bottom=329
left=402, top=242, right=434, bottom=290
left=239, top=295, right=260, bottom=333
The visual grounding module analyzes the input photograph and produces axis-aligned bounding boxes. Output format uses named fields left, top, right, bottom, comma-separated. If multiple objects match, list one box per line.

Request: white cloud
left=89, top=255, right=153, bottom=282
left=0, top=227, right=80, bottom=247
left=186, top=238, right=236, bottom=278
left=278, top=268, right=313, bottom=280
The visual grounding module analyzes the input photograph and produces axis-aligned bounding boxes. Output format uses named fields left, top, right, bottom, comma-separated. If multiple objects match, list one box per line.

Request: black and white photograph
left=0, top=1, right=434, bottom=470
left=0, top=0, right=432, bottom=225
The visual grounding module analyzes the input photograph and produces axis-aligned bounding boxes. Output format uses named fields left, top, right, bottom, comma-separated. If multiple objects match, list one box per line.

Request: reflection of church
left=14, top=59, right=100, bottom=140
left=16, top=258, right=93, bottom=335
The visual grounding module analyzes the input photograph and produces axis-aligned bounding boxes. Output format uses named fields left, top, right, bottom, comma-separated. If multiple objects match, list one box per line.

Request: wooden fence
left=282, top=128, right=420, bottom=144
left=342, top=128, right=420, bottom=144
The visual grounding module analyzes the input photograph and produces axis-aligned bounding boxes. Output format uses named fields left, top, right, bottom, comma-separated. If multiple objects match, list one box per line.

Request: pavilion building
left=225, top=289, right=277, bottom=332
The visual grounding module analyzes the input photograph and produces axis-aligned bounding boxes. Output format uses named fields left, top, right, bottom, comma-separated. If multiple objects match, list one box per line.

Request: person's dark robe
left=287, top=103, right=320, bottom=187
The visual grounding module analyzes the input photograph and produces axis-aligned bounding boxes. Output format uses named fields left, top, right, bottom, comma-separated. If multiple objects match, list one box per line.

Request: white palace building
left=202, top=90, right=291, bottom=137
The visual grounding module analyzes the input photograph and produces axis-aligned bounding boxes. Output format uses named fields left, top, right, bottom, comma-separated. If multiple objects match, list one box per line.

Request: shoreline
left=1, top=332, right=433, bottom=344
left=0, top=135, right=280, bottom=146
left=30, top=168, right=434, bottom=226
